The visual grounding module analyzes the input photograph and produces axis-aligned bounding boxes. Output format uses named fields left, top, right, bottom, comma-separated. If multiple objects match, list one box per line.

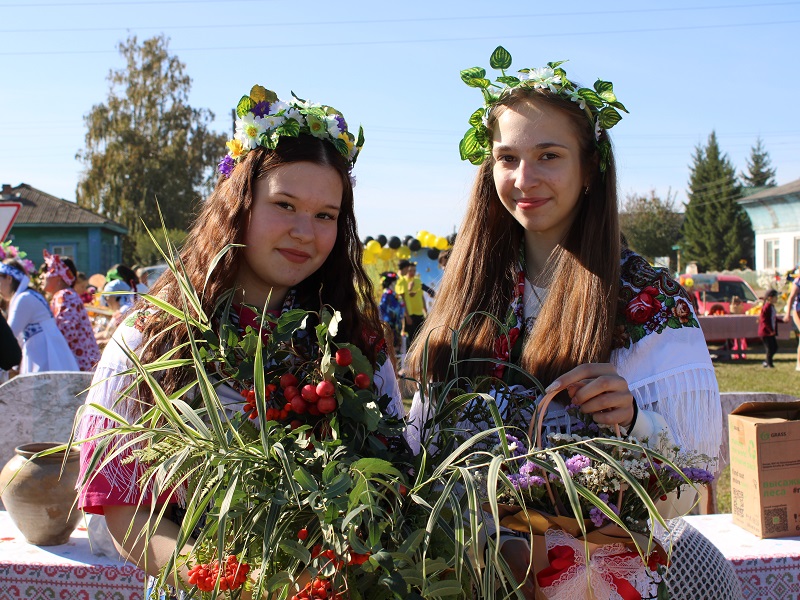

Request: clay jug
left=0, top=442, right=82, bottom=546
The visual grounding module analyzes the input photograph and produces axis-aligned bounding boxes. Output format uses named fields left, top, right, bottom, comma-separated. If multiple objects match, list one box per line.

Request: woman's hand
left=783, top=313, right=792, bottom=323
left=545, top=363, right=635, bottom=429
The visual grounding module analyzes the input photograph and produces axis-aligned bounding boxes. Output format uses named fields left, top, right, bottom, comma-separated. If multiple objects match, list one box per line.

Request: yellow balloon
left=366, top=240, right=382, bottom=255
left=397, top=245, right=411, bottom=259
left=423, top=233, right=436, bottom=248
left=362, top=252, right=376, bottom=265
left=416, top=230, right=429, bottom=242
left=434, top=236, right=449, bottom=250
left=380, top=247, right=394, bottom=261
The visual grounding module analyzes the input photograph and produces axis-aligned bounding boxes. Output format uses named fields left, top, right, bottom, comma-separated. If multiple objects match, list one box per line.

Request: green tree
left=741, top=136, right=777, bottom=188
left=132, top=227, right=188, bottom=267
left=681, top=131, right=754, bottom=271
left=620, top=189, right=683, bottom=263
left=76, top=35, right=226, bottom=262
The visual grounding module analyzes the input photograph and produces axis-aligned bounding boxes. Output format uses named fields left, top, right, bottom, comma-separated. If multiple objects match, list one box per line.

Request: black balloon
left=364, top=236, right=374, bottom=244
left=404, top=235, right=414, bottom=244
left=427, top=248, right=440, bottom=260
left=409, top=239, right=421, bottom=252
left=388, top=236, right=401, bottom=249
left=447, top=233, right=457, bottom=245
left=376, top=234, right=387, bottom=246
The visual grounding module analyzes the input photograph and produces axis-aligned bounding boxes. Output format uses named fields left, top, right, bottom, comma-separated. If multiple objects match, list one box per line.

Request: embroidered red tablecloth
left=684, top=514, right=800, bottom=600
left=0, top=510, right=145, bottom=600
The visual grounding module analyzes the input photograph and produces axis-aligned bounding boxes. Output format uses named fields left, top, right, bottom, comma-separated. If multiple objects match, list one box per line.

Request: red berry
left=315, top=380, right=335, bottom=397
left=317, top=396, right=337, bottom=414
left=335, top=348, right=352, bottom=366
left=301, top=384, right=319, bottom=403
left=280, top=373, right=299, bottom=389
left=307, top=403, right=322, bottom=416
left=354, top=373, right=371, bottom=389
left=291, top=396, right=307, bottom=414
left=298, top=527, right=308, bottom=541
left=399, top=484, right=408, bottom=496
left=290, top=419, right=303, bottom=430
left=283, top=385, right=300, bottom=400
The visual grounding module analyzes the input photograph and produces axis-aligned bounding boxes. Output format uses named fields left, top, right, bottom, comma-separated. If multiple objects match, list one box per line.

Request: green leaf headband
left=218, top=84, right=365, bottom=177
left=459, top=46, right=628, bottom=173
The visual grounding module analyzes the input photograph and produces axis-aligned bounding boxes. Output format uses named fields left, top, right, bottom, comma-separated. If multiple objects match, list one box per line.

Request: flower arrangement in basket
left=481, top=388, right=715, bottom=600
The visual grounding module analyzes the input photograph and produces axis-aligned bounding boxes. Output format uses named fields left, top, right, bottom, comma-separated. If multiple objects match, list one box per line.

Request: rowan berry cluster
left=186, top=555, right=250, bottom=592
left=290, top=577, right=343, bottom=600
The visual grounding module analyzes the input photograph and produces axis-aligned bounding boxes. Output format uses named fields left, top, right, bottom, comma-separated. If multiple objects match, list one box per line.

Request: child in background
left=759, top=289, right=779, bottom=368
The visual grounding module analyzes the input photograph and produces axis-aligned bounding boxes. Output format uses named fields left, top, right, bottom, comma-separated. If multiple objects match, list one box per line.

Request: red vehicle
left=679, top=274, right=759, bottom=316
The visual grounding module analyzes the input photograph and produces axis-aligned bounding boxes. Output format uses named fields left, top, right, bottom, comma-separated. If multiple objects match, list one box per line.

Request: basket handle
left=524, top=384, right=623, bottom=517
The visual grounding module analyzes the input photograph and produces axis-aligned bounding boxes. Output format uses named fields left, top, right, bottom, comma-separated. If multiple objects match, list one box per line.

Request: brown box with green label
left=728, top=401, right=800, bottom=538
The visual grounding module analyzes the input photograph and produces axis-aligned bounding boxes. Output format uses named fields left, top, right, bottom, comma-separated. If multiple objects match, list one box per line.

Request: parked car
left=680, top=273, right=759, bottom=315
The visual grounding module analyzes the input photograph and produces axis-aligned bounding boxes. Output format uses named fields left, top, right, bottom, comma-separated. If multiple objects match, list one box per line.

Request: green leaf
left=495, top=76, right=520, bottom=86
left=468, top=108, right=484, bottom=128
left=598, top=107, right=623, bottom=129
left=594, top=79, right=614, bottom=97
left=577, top=88, right=604, bottom=108
left=351, top=457, right=401, bottom=478
left=276, top=309, right=308, bottom=334
left=277, top=119, right=301, bottom=137
left=459, top=129, right=483, bottom=162
left=333, top=137, right=349, bottom=156
left=460, top=67, right=486, bottom=84
left=294, top=466, right=319, bottom=492
left=278, top=539, right=311, bottom=564
left=236, top=95, right=254, bottom=117
left=489, top=46, right=512, bottom=70
left=424, top=580, right=464, bottom=597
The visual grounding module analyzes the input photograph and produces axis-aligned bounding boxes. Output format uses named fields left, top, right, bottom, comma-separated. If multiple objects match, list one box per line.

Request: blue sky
left=1, top=0, right=798, bottom=241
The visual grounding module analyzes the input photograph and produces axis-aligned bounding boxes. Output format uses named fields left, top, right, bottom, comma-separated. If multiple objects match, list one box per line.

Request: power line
left=1, top=19, right=798, bottom=56
left=1, top=2, right=798, bottom=33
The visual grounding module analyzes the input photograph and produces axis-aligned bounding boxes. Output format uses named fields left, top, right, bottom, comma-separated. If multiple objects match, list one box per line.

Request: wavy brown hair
left=135, top=136, right=380, bottom=401
left=407, top=87, right=620, bottom=387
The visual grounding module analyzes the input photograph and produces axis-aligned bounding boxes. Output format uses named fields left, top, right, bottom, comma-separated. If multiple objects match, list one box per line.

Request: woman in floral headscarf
left=0, top=258, right=78, bottom=373
left=43, top=251, right=101, bottom=372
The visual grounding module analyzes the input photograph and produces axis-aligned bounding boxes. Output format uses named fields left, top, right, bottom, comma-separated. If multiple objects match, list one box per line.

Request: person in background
left=759, top=289, right=779, bottom=368
left=727, top=295, right=748, bottom=359
left=783, top=272, right=800, bottom=371
left=396, top=260, right=427, bottom=344
left=94, top=278, right=135, bottom=346
left=0, top=259, right=79, bottom=373
left=379, top=271, right=404, bottom=352
left=43, top=251, right=101, bottom=372
left=73, top=272, right=94, bottom=304
left=0, top=313, right=22, bottom=372
left=134, top=266, right=151, bottom=294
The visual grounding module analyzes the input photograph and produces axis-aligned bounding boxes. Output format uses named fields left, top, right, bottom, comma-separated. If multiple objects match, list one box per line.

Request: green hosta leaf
left=598, top=107, right=623, bottom=129
left=548, top=60, right=567, bottom=69
left=333, top=137, right=349, bottom=156
left=277, top=119, right=301, bottom=137
left=459, top=129, right=482, bottom=161
left=468, top=108, right=484, bottom=128
left=356, top=125, right=364, bottom=148
left=474, top=126, right=489, bottom=147
left=594, top=79, right=615, bottom=99
left=611, top=100, right=629, bottom=113
left=260, top=132, right=277, bottom=149
left=236, top=95, right=254, bottom=117
left=460, top=67, right=487, bottom=84
left=489, top=46, right=512, bottom=70
left=496, top=75, right=520, bottom=86
left=304, top=106, right=327, bottom=120
left=578, top=88, right=604, bottom=108
left=598, top=140, right=611, bottom=173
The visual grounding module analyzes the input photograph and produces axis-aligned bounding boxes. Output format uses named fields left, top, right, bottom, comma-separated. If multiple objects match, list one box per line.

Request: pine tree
left=681, top=131, right=754, bottom=271
left=76, top=35, right=227, bottom=263
left=741, top=137, right=777, bottom=188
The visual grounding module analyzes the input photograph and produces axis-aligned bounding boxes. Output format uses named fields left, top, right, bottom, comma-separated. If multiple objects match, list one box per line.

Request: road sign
left=0, top=202, right=22, bottom=241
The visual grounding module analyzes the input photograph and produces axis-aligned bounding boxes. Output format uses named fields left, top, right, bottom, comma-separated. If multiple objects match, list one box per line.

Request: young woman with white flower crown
left=407, top=48, right=739, bottom=599
left=76, top=85, right=403, bottom=599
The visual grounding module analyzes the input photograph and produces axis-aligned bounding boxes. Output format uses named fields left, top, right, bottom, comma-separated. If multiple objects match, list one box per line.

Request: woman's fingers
left=545, top=363, right=617, bottom=392
left=549, top=365, right=635, bottom=428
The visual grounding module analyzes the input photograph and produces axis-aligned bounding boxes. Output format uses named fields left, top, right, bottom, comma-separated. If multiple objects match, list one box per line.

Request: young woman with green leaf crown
left=407, top=48, right=738, bottom=599
left=76, top=85, right=403, bottom=599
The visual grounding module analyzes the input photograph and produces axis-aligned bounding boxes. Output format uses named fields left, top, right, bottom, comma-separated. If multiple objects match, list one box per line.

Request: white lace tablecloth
left=0, top=510, right=145, bottom=600
left=683, top=514, right=800, bottom=599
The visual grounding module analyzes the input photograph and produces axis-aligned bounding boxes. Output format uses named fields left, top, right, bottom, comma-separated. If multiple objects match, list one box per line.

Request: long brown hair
left=136, top=135, right=380, bottom=400
left=407, top=87, right=620, bottom=387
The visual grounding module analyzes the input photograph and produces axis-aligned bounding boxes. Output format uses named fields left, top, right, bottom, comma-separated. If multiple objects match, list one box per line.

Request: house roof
left=739, top=178, right=800, bottom=203
left=0, top=183, right=127, bottom=232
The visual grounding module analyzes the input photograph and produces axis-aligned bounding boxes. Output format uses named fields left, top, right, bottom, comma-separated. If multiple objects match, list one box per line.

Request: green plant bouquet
left=77, top=250, right=519, bottom=600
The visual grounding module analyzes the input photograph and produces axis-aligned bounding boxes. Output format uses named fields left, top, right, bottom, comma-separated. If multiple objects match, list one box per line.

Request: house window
left=765, top=239, right=780, bottom=270
left=50, top=244, right=76, bottom=260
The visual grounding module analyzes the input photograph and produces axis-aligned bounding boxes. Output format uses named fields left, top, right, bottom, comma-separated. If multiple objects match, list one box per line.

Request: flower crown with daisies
left=218, top=84, right=365, bottom=177
left=459, top=46, right=628, bottom=173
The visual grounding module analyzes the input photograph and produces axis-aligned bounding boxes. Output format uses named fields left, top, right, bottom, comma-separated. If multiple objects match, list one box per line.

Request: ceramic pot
left=0, top=442, right=82, bottom=546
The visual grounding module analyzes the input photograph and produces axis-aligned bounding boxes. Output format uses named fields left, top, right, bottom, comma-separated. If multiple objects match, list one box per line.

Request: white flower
left=285, top=107, right=306, bottom=126
left=567, top=89, right=586, bottom=110
left=326, top=115, right=343, bottom=138
left=524, top=67, right=562, bottom=91
left=235, top=113, right=267, bottom=150
left=263, top=114, right=285, bottom=130
left=269, top=101, right=289, bottom=115
left=594, top=117, right=603, bottom=141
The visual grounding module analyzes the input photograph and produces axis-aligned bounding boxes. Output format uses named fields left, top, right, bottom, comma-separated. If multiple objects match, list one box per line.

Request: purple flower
left=509, top=473, right=545, bottom=491
left=218, top=155, right=235, bottom=177
left=252, top=101, right=271, bottom=117
left=667, top=466, right=714, bottom=484
left=519, top=460, right=537, bottom=476
left=590, top=507, right=607, bottom=527
left=565, top=454, right=591, bottom=475
left=505, top=434, right=528, bottom=458
left=334, top=114, right=347, bottom=132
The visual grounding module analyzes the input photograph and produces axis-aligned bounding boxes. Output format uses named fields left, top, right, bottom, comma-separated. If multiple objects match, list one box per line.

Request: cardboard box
left=729, top=401, right=800, bottom=538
